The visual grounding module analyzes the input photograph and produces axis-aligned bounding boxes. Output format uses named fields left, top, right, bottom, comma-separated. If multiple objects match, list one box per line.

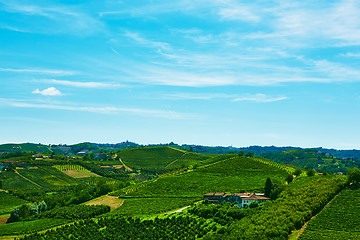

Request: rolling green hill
left=117, top=156, right=289, bottom=198
left=117, top=146, right=216, bottom=171
left=0, top=143, right=51, bottom=153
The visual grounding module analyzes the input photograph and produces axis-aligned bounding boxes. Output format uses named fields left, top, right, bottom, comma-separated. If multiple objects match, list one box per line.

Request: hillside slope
left=117, top=156, right=289, bottom=198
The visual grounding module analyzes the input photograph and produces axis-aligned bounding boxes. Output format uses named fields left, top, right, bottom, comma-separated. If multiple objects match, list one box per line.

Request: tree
left=238, top=151, right=244, bottom=157
left=306, top=168, right=315, bottom=177
left=264, top=178, right=272, bottom=198
left=249, top=201, right=259, bottom=208
left=347, top=167, right=360, bottom=185
left=286, top=174, right=293, bottom=183
left=245, top=152, right=253, bottom=157
left=293, top=169, right=302, bottom=177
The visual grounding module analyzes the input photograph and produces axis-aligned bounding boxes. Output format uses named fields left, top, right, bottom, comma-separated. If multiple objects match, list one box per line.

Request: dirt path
left=14, top=170, right=42, bottom=188
left=165, top=152, right=189, bottom=168
left=166, top=206, right=191, bottom=214
left=168, top=147, right=187, bottom=153
left=118, top=158, right=133, bottom=172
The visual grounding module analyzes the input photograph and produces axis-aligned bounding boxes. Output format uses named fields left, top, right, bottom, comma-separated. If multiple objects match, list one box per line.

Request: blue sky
left=1, top=0, right=360, bottom=149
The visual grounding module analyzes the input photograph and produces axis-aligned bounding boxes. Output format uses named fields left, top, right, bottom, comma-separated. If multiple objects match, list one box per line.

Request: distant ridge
left=1, top=141, right=359, bottom=159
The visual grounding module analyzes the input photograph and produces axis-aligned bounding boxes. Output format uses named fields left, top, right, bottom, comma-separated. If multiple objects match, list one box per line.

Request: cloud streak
left=232, top=94, right=288, bottom=103
left=0, top=67, right=75, bottom=75
left=0, top=0, right=104, bottom=35
left=37, top=79, right=124, bottom=88
left=32, top=87, right=63, bottom=96
left=0, top=98, right=194, bottom=120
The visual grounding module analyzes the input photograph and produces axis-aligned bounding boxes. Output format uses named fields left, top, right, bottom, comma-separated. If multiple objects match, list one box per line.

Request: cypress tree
left=264, top=177, right=272, bottom=198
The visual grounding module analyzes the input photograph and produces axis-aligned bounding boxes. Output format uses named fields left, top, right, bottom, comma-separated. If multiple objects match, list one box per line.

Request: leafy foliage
left=7, top=201, right=47, bottom=223
left=189, top=202, right=256, bottom=226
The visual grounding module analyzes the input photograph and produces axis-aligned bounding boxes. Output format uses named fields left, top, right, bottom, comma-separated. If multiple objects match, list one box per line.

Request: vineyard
left=0, top=218, right=69, bottom=236
left=117, top=146, right=215, bottom=171
left=0, top=192, right=27, bottom=215
left=54, top=165, right=100, bottom=178
left=118, top=156, right=288, bottom=198
left=54, top=165, right=88, bottom=171
left=218, top=177, right=346, bottom=239
left=106, top=197, right=198, bottom=217
left=251, top=157, right=296, bottom=174
left=300, top=188, right=360, bottom=240
left=16, top=167, right=78, bottom=187
left=0, top=171, right=41, bottom=190
left=20, top=216, right=218, bottom=240
left=31, top=205, right=110, bottom=220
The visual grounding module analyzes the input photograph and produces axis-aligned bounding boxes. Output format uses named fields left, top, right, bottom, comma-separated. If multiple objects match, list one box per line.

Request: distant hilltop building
left=77, top=150, right=89, bottom=156
left=203, top=192, right=270, bottom=208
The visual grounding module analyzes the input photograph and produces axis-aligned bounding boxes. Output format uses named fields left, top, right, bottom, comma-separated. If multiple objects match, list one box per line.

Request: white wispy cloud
left=0, top=98, right=194, bottom=119
left=0, top=1, right=104, bottom=35
left=255, top=0, right=360, bottom=47
left=0, top=67, right=75, bottom=75
left=124, top=31, right=171, bottom=51
left=218, top=6, right=260, bottom=22
left=232, top=94, right=288, bottom=103
left=341, top=52, right=360, bottom=57
left=164, top=92, right=288, bottom=103
left=36, top=79, right=123, bottom=88
left=32, top=87, right=63, bottom=96
left=165, top=93, right=235, bottom=100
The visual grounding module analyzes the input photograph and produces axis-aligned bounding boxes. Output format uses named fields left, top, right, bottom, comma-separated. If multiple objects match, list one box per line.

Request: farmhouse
left=32, top=153, right=43, bottom=158
left=203, top=192, right=270, bottom=208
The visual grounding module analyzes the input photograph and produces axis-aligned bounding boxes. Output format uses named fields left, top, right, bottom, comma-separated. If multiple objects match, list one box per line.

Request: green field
left=0, top=192, right=27, bottom=215
left=0, top=218, right=70, bottom=236
left=118, top=156, right=289, bottom=198
left=300, top=188, right=360, bottom=240
left=106, top=197, right=198, bottom=217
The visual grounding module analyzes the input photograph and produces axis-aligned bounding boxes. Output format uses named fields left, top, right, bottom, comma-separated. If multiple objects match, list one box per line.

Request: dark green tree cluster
left=7, top=201, right=47, bottom=223
left=189, top=202, right=255, bottom=226
left=347, top=167, right=360, bottom=186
